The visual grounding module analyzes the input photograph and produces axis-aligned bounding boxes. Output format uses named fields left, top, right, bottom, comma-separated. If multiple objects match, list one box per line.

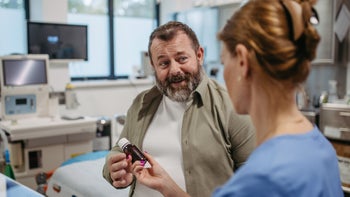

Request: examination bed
left=45, top=150, right=130, bottom=197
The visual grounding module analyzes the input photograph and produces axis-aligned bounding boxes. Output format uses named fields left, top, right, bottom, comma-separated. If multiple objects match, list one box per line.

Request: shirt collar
left=192, top=74, right=209, bottom=107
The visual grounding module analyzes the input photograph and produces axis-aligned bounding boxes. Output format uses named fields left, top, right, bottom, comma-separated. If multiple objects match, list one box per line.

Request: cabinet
left=313, top=0, right=336, bottom=64
left=320, top=103, right=350, bottom=189
left=320, top=103, right=350, bottom=141
left=0, top=117, right=96, bottom=189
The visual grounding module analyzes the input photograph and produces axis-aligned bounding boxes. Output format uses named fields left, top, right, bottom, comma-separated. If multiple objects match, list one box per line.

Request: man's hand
left=108, top=153, right=134, bottom=188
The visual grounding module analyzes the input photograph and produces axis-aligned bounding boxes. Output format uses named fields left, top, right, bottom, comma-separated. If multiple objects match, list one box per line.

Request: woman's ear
left=235, top=44, right=250, bottom=78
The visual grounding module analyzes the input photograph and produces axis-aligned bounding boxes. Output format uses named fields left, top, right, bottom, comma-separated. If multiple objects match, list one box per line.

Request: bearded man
left=103, top=21, right=256, bottom=197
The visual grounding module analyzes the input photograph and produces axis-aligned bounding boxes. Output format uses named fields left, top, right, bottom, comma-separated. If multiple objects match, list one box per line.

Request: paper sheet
left=0, top=175, right=5, bottom=197
left=334, top=4, right=350, bottom=42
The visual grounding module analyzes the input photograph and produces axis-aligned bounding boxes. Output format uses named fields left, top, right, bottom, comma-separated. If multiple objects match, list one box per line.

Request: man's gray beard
left=155, top=66, right=204, bottom=102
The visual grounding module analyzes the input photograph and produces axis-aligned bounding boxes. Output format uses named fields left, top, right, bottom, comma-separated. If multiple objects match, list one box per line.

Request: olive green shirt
left=103, top=75, right=256, bottom=197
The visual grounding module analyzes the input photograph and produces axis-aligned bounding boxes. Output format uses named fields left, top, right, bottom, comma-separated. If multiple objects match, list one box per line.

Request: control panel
left=4, top=94, right=36, bottom=115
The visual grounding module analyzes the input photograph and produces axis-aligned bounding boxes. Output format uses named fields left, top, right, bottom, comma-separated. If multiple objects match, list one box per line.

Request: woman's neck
left=250, top=87, right=313, bottom=146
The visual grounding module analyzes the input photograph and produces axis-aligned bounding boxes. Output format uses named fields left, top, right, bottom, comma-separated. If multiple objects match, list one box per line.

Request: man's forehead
left=152, top=32, right=190, bottom=45
left=151, top=36, right=193, bottom=53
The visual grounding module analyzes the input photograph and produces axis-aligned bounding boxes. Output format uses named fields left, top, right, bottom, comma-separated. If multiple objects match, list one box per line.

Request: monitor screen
left=27, top=22, right=88, bottom=60
left=2, top=59, right=47, bottom=86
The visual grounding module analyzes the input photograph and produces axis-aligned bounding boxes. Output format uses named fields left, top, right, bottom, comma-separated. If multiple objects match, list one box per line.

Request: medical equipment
left=0, top=54, right=96, bottom=189
left=93, top=117, right=111, bottom=151
left=0, top=54, right=50, bottom=120
left=0, top=128, right=15, bottom=180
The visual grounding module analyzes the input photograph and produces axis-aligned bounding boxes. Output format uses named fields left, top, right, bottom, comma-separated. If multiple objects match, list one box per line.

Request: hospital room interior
left=0, top=0, right=350, bottom=196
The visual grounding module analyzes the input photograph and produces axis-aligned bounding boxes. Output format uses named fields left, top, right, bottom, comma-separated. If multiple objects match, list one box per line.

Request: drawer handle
left=339, top=112, right=350, bottom=117
left=339, top=128, right=350, bottom=132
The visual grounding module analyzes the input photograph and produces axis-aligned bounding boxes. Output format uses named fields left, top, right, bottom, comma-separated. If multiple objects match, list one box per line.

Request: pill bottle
left=118, top=138, right=151, bottom=168
left=65, top=83, right=79, bottom=109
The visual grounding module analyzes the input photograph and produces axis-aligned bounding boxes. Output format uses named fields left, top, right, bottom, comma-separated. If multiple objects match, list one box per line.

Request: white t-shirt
left=133, top=96, right=188, bottom=197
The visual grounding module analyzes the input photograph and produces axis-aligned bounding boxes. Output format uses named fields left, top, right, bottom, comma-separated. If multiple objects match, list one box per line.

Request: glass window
left=175, top=7, right=219, bottom=64
left=175, top=7, right=222, bottom=83
left=114, top=0, right=156, bottom=77
left=0, top=0, right=26, bottom=56
left=67, top=0, right=156, bottom=79
left=67, top=0, right=109, bottom=78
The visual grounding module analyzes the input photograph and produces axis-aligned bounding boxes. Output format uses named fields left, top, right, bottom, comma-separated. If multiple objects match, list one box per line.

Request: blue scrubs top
left=213, top=127, right=344, bottom=197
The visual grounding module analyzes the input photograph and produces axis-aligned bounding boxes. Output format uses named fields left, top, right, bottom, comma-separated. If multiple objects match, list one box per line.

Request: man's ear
left=235, top=44, right=250, bottom=78
left=197, top=47, right=205, bottom=65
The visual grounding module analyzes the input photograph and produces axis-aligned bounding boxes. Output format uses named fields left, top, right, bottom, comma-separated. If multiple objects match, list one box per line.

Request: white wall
left=59, top=79, right=154, bottom=118
left=159, top=0, right=242, bottom=24
left=160, top=0, right=193, bottom=24
left=30, top=0, right=67, bottom=23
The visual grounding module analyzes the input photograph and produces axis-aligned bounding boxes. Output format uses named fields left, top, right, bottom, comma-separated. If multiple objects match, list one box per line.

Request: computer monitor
left=27, top=21, right=88, bottom=61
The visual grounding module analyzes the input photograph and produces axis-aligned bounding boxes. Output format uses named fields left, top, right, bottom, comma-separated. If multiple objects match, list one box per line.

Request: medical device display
left=2, top=58, right=47, bottom=86
left=4, top=94, right=36, bottom=115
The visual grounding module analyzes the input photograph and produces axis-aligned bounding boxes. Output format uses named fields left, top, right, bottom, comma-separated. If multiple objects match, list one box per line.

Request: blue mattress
left=61, top=150, right=109, bottom=166
left=46, top=150, right=130, bottom=196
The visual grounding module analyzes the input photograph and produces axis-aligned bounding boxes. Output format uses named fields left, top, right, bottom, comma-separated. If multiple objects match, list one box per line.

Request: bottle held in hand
left=118, top=138, right=151, bottom=168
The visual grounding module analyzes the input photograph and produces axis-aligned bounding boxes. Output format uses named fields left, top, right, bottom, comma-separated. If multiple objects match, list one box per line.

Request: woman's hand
left=132, top=152, right=190, bottom=197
